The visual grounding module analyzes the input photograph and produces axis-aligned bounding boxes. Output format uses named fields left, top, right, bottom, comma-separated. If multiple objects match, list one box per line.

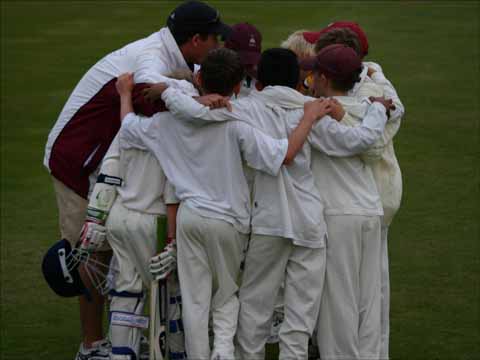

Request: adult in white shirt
left=115, top=48, right=330, bottom=360
left=314, top=25, right=405, bottom=359
left=44, top=2, right=231, bottom=357
left=157, top=48, right=391, bottom=360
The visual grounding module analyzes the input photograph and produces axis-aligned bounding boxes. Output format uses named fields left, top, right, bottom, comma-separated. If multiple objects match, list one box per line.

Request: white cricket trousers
left=236, top=234, right=326, bottom=360
left=176, top=204, right=248, bottom=360
left=106, top=199, right=160, bottom=357
left=380, top=226, right=390, bottom=360
left=107, top=199, right=159, bottom=290
left=317, top=215, right=382, bottom=360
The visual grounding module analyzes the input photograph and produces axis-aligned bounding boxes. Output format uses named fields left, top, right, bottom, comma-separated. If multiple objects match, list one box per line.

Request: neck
left=324, top=88, right=347, bottom=97
left=179, top=44, right=195, bottom=64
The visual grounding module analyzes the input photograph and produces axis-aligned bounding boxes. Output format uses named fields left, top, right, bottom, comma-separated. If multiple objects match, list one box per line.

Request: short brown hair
left=314, top=28, right=362, bottom=56
left=200, top=48, right=245, bottom=96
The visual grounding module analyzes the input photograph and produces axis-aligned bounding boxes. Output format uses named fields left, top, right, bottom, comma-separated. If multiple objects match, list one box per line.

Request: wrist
left=302, top=112, right=317, bottom=124
left=120, top=91, right=132, bottom=99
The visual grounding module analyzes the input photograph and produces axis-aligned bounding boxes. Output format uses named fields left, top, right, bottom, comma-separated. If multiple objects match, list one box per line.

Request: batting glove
left=79, top=206, right=108, bottom=252
left=79, top=221, right=107, bottom=252
left=150, top=240, right=177, bottom=281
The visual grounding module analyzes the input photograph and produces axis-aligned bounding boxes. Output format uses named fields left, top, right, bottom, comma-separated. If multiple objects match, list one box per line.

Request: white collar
left=157, top=27, right=191, bottom=71
left=349, top=64, right=369, bottom=96
left=250, top=86, right=311, bottom=110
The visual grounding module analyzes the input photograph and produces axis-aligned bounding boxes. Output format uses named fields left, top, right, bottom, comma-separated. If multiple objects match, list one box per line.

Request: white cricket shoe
left=74, top=339, right=110, bottom=360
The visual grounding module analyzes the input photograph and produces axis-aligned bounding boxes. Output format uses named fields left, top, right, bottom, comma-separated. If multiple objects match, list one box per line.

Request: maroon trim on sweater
left=50, top=79, right=165, bottom=199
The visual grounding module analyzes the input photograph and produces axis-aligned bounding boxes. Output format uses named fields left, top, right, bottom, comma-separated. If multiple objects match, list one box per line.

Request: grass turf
left=1, top=1, right=479, bottom=359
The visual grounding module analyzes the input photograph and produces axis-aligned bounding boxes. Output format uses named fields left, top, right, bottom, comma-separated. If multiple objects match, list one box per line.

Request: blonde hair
left=280, top=30, right=316, bottom=58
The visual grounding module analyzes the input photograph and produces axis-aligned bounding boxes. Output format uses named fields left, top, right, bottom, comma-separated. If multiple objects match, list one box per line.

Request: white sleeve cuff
left=123, top=112, right=137, bottom=124
left=372, top=100, right=386, bottom=111
left=271, top=138, right=289, bottom=175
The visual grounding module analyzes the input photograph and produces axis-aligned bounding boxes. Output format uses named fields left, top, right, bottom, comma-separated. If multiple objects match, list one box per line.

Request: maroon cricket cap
left=319, top=21, right=369, bottom=58
left=224, top=23, right=262, bottom=66
left=300, top=44, right=362, bottom=79
left=302, top=31, right=321, bottom=44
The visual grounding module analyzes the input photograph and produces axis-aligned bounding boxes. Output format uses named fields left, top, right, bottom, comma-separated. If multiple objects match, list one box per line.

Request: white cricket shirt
left=101, top=135, right=173, bottom=215
left=162, top=86, right=329, bottom=248
left=118, top=112, right=288, bottom=234
left=348, top=62, right=405, bottom=225
left=45, top=27, right=191, bottom=169
left=214, top=86, right=388, bottom=217
left=243, top=86, right=388, bottom=217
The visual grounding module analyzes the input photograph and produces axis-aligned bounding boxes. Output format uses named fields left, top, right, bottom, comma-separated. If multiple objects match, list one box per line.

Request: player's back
left=119, top=110, right=287, bottom=235
left=231, top=89, right=327, bottom=247
left=103, top=135, right=168, bottom=216
left=310, top=95, right=383, bottom=217
left=156, top=116, right=253, bottom=234
left=347, top=74, right=402, bottom=225
left=161, top=85, right=326, bottom=246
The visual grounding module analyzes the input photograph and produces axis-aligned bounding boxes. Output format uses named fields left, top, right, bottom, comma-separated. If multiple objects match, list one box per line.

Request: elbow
left=366, top=129, right=383, bottom=146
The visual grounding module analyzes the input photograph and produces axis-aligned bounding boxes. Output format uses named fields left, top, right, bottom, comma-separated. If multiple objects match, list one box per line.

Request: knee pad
left=109, top=290, right=147, bottom=359
left=166, top=275, right=188, bottom=359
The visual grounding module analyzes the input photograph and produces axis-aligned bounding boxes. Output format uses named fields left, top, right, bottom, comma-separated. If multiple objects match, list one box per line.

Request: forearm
left=120, top=93, right=134, bottom=121
left=284, top=114, right=316, bottom=164
left=166, top=204, right=179, bottom=240
left=310, top=103, right=387, bottom=156
left=162, top=87, right=237, bottom=123
left=132, top=83, right=166, bottom=116
left=87, top=137, right=122, bottom=222
left=371, top=71, right=405, bottom=121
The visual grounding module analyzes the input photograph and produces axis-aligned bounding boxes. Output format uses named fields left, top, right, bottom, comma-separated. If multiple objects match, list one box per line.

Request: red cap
left=224, top=23, right=262, bottom=66
left=300, top=44, right=362, bottom=79
left=302, top=31, right=322, bottom=44
left=318, top=21, right=369, bottom=58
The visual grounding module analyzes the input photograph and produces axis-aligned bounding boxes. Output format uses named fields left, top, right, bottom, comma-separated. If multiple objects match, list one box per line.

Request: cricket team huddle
left=41, top=1, right=404, bottom=360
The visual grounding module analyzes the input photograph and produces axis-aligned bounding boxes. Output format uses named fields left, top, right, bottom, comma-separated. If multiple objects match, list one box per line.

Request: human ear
left=233, top=82, right=241, bottom=95
left=255, top=81, right=264, bottom=91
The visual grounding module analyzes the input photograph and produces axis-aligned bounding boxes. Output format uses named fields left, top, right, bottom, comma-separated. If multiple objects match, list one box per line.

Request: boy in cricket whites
left=299, top=43, right=393, bottom=360
left=314, top=23, right=405, bottom=359
left=91, top=137, right=179, bottom=360
left=225, top=23, right=262, bottom=98
left=43, top=1, right=230, bottom=358
left=79, top=67, right=203, bottom=360
left=156, top=48, right=393, bottom=360
left=280, top=30, right=317, bottom=97
left=115, top=48, right=331, bottom=360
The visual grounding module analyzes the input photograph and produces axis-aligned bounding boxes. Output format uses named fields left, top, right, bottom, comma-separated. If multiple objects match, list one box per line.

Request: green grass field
left=1, top=1, right=479, bottom=359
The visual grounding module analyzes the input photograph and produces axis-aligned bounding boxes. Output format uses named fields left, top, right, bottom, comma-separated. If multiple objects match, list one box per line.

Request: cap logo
left=249, top=36, right=256, bottom=47
left=170, top=13, right=175, bottom=20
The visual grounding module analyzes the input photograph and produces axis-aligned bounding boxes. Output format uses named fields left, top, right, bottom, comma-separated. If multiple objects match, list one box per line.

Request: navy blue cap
left=167, top=1, right=232, bottom=39
left=41, top=239, right=89, bottom=299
